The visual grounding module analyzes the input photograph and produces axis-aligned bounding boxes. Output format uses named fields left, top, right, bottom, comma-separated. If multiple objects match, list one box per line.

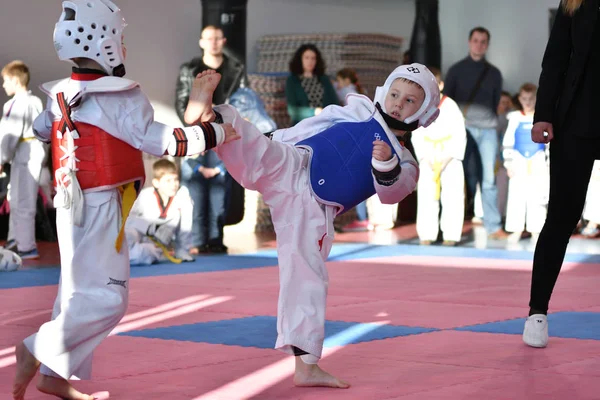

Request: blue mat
left=2, top=243, right=599, bottom=289
left=119, top=316, right=438, bottom=349
left=456, top=312, right=600, bottom=341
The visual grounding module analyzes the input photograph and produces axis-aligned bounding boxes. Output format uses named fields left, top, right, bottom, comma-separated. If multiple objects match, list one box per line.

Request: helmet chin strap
left=112, top=64, right=126, bottom=77
left=376, top=102, right=418, bottom=132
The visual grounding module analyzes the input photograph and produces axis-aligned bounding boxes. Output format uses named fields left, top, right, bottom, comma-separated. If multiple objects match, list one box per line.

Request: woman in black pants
left=524, top=0, right=600, bottom=347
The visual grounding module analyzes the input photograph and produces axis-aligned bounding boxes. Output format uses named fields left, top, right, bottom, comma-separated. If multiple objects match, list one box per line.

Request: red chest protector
left=51, top=92, right=145, bottom=192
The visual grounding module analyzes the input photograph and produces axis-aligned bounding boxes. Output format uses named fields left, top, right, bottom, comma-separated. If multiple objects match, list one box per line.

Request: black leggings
left=529, top=132, right=600, bottom=314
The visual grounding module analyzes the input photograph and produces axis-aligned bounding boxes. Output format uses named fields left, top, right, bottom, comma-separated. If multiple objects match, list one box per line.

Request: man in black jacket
left=175, top=25, right=244, bottom=254
left=523, top=0, right=600, bottom=348
left=176, top=25, right=244, bottom=118
left=444, top=27, right=508, bottom=240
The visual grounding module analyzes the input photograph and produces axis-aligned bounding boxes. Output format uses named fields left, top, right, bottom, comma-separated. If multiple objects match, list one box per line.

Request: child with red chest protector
left=12, top=1, right=239, bottom=399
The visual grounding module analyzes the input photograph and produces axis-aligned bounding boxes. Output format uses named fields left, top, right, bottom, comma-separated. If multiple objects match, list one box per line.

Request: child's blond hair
left=519, top=82, right=537, bottom=95
left=1, top=60, right=30, bottom=87
left=152, top=159, right=178, bottom=180
left=562, top=0, right=584, bottom=15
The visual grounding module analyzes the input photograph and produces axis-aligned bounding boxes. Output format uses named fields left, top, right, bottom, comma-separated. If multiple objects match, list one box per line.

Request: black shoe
left=190, top=244, right=210, bottom=255
left=207, top=243, right=228, bottom=254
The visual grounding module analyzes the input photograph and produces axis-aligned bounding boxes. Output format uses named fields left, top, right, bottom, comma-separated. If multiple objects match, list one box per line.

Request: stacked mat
left=249, top=33, right=404, bottom=232
left=247, top=73, right=291, bottom=129
left=256, top=33, right=404, bottom=104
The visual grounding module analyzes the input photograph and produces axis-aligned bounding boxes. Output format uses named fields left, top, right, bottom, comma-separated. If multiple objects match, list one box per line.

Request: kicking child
left=185, top=63, right=440, bottom=388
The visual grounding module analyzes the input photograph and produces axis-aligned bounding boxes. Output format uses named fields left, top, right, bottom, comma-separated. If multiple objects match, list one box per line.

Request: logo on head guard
left=107, top=277, right=127, bottom=289
left=407, top=66, right=420, bottom=73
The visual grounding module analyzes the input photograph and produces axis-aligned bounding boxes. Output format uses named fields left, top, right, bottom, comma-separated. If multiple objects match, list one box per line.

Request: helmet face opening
left=374, top=63, right=441, bottom=128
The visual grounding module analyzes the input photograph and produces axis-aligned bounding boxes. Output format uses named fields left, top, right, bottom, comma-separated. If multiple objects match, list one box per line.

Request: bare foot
left=13, top=342, right=40, bottom=400
left=293, top=357, right=350, bottom=389
left=36, top=374, right=95, bottom=400
left=184, top=70, right=221, bottom=125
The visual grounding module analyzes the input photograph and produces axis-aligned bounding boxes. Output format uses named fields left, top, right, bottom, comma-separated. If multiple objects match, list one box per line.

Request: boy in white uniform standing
left=12, top=1, right=239, bottom=399
left=502, top=83, right=549, bottom=241
left=0, top=60, right=46, bottom=259
left=412, top=67, right=467, bottom=246
left=126, top=159, right=194, bottom=265
left=185, top=63, right=441, bottom=388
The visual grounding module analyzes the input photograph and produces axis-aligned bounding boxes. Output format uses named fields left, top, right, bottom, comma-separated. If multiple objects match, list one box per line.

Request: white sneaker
left=523, top=314, right=548, bottom=348
left=508, top=231, right=522, bottom=244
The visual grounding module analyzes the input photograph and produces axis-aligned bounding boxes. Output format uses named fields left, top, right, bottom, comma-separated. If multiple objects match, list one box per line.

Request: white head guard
left=374, top=63, right=441, bottom=128
left=0, top=248, right=22, bottom=272
left=54, top=0, right=127, bottom=77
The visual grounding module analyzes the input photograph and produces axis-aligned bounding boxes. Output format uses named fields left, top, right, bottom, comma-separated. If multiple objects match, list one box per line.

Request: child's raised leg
left=184, top=70, right=220, bottom=125
left=185, top=69, right=305, bottom=195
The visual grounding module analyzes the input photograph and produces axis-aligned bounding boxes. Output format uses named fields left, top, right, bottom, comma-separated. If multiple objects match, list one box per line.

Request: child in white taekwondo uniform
left=184, top=64, right=441, bottom=388
left=0, top=60, right=46, bottom=259
left=12, top=1, right=239, bottom=399
left=412, top=67, right=466, bottom=246
left=126, top=159, right=194, bottom=265
left=502, top=83, right=549, bottom=242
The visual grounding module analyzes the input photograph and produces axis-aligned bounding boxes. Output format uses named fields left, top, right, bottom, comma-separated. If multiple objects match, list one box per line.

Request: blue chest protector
left=296, top=117, right=399, bottom=214
left=514, top=121, right=545, bottom=158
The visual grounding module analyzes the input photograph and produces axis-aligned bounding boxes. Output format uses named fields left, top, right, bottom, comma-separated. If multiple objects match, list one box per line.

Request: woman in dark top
left=285, top=44, right=339, bottom=126
left=523, top=0, right=600, bottom=348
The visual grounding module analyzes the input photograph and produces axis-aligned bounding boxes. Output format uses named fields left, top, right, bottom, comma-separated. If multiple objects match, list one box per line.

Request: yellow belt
left=424, top=135, right=452, bottom=201
left=115, top=182, right=140, bottom=253
left=115, top=181, right=183, bottom=263
left=18, top=137, right=36, bottom=142
left=150, top=238, right=183, bottom=264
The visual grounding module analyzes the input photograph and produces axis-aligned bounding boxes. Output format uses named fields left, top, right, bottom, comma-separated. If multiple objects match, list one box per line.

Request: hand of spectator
left=531, top=122, right=553, bottom=143
left=200, top=167, right=219, bottom=179
left=223, top=123, right=240, bottom=144
left=314, top=107, right=323, bottom=116
left=147, top=223, right=174, bottom=247
left=210, top=167, right=222, bottom=178
left=506, top=166, right=515, bottom=178
left=372, top=140, right=393, bottom=162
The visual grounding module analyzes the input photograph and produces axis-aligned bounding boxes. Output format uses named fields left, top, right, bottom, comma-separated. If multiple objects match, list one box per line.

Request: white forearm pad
left=167, top=123, right=225, bottom=156
left=372, top=154, right=399, bottom=172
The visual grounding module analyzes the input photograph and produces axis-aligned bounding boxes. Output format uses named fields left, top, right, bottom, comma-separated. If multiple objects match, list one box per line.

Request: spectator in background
left=285, top=44, right=339, bottom=126
left=444, top=26, right=508, bottom=240
left=176, top=25, right=244, bottom=113
left=502, top=83, right=548, bottom=243
left=176, top=25, right=243, bottom=254
left=335, top=68, right=373, bottom=232
left=581, top=161, right=600, bottom=237
left=413, top=67, right=467, bottom=246
left=126, top=159, right=194, bottom=265
left=497, top=91, right=514, bottom=139
left=0, top=60, right=46, bottom=259
left=403, top=49, right=412, bottom=65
